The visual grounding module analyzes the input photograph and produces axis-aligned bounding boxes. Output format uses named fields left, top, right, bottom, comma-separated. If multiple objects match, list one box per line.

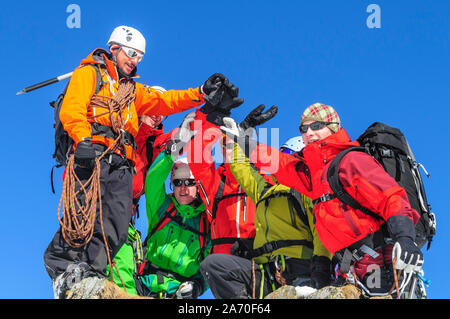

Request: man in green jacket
left=137, top=113, right=210, bottom=298
left=201, top=127, right=332, bottom=298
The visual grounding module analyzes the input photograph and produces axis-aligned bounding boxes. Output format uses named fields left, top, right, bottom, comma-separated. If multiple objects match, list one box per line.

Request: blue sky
left=1, top=1, right=449, bottom=299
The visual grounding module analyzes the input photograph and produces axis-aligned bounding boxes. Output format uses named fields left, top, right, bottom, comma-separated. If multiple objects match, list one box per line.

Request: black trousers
left=200, top=253, right=311, bottom=299
left=44, top=147, right=133, bottom=280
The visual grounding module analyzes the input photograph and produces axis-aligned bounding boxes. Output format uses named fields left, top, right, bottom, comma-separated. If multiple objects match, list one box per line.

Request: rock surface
left=265, top=284, right=392, bottom=299
left=67, top=277, right=151, bottom=299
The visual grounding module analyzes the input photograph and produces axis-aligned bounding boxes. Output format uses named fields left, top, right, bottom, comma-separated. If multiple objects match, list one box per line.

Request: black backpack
left=49, top=64, right=104, bottom=192
left=326, top=122, right=436, bottom=250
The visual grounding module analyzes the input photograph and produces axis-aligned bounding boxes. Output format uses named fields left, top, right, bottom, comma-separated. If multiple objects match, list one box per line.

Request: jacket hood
left=80, top=48, right=139, bottom=81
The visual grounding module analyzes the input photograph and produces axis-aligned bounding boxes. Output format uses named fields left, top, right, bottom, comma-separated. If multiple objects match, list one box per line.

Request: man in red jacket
left=186, top=105, right=276, bottom=255
left=222, top=103, right=423, bottom=296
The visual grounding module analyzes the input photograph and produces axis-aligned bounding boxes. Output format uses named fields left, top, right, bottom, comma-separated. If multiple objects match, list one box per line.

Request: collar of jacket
left=169, top=194, right=205, bottom=219
left=302, top=128, right=360, bottom=172
left=80, top=48, right=140, bottom=82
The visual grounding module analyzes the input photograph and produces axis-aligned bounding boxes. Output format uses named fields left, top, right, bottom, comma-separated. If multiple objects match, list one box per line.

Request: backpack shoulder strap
left=326, top=147, right=385, bottom=222
left=212, top=173, right=226, bottom=220
left=256, top=187, right=310, bottom=228
left=144, top=198, right=176, bottom=243
left=211, top=173, right=247, bottom=220
left=289, top=188, right=310, bottom=229
left=85, top=63, right=104, bottom=94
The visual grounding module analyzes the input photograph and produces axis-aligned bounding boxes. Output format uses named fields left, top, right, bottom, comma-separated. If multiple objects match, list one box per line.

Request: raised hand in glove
left=201, top=73, right=227, bottom=96
left=220, top=117, right=258, bottom=159
left=165, top=112, right=197, bottom=159
left=220, top=117, right=242, bottom=139
left=176, top=281, right=201, bottom=299
left=200, top=75, right=244, bottom=126
left=74, top=140, right=96, bottom=169
left=310, top=255, right=332, bottom=289
left=387, top=215, right=424, bottom=273
left=239, top=104, right=278, bottom=131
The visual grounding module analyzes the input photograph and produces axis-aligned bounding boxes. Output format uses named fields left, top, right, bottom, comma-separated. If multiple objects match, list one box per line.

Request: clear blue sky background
left=1, top=0, right=448, bottom=299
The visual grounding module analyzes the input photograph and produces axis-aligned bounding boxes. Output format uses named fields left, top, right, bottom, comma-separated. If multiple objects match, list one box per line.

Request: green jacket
left=140, top=152, right=210, bottom=296
left=229, top=143, right=331, bottom=264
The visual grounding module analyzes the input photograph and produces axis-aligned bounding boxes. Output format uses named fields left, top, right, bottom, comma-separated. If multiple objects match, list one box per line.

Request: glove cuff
left=386, top=215, right=416, bottom=241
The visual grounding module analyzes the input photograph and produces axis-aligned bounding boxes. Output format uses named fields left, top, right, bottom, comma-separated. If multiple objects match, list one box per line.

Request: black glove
left=74, top=140, right=96, bottom=169
left=310, top=255, right=332, bottom=289
left=200, top=77, right=244, bottom=126
left=387, top=215, right=424, bottom=273
left=392, top=237, right=424, bottom=273
left=202, top=73, right=227, bottom=95
left=239, top=104, right=278, bottom=131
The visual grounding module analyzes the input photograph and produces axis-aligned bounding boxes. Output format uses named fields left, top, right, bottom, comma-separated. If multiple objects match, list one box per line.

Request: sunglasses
left=121, top=46, right=144, bottom=62
left=299, top=121, right=339, bottom=134
left=172, top=179, right=196, bottom=187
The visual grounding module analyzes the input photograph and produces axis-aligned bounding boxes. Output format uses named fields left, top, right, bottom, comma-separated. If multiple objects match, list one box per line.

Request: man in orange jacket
left=44, top=25, right=233, bottom=299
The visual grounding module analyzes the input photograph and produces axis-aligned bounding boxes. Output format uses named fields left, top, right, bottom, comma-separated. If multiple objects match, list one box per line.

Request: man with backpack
left=221, top=102, right=425, bottom=297
left=200, top=134, right=332, bottom=299
left=136, top=113, right=210, bottom=299
left=44, top=25, right=233, bottom=299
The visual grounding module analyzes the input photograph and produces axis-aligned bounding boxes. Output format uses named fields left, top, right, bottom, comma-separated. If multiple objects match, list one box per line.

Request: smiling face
left=173, top=180, right=198, bottom=205
left=300, top=120, right=334, bottom=145
left=110, top=45, right=143, bottom=76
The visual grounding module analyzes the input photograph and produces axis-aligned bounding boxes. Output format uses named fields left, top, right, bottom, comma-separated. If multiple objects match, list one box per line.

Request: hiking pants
left=200, top=254, right=311, bottom=299
left=44, top=146, right=133, bottom=280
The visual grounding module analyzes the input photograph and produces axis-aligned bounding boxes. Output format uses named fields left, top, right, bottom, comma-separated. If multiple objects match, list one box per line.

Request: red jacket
left=186, top=109, right=257, bottom=254
left=250, top=128, right=420, bottom=254
left=132, top=122, right=165, bottom=200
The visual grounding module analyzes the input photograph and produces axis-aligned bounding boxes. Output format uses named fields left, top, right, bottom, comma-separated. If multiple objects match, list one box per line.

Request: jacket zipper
left=264, top=202, right=270, bottom=242
left=235, top=186, right=241, bottom=238
left=242, top=195, right=247, bottom=223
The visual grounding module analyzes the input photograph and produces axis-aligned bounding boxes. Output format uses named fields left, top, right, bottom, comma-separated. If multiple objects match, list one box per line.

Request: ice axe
left=16, top=72, right=73, bottom=95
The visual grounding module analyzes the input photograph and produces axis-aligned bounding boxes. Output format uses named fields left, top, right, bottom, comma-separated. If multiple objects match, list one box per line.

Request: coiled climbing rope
left=57, top=78, right=136, bottom=286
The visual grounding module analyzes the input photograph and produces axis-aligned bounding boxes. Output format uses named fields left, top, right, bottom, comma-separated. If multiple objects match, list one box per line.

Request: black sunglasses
left=173, top=179, right=196, bottom=187
left=299, top=121, right=339, bottom=134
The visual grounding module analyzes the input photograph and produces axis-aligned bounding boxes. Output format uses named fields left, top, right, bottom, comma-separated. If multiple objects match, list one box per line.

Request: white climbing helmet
left=171, top=158, right=194, bottom=182
left=280, top=136, right=305, bottom=154
left=107, top=25, right=146, bottom=54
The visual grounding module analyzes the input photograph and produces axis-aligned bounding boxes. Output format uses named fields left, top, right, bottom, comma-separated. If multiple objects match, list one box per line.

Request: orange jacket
left=60, top=48, right=204, bottom=163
